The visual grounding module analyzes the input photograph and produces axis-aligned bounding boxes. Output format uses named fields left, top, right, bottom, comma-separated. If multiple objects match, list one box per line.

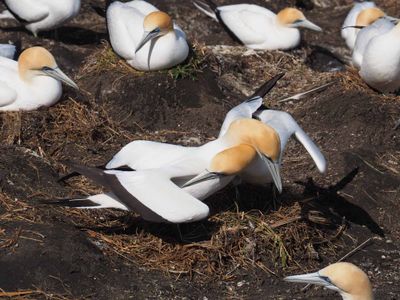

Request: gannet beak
left=385, top=16, right=400, bottom=24
left=181, top=170, right=223, bottom=188
left=135, top=28, right=162, bottom=53
left=297, top=19, right=322, bottom=32
left=41, top=67, right=79, bottom=90
left=284, top=272, right=340, bottom=292
left=259, top=154, right=282, bottom=193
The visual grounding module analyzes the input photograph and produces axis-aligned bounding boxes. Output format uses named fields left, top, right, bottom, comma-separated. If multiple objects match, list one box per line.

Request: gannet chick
left=0, top=46, right=78, bottom=111
left=107, top=1, right=189, bottom=71
left=341, top=1, right=377, bottom=49
left=285, top=262, right=373, bottom=300
left=193, top=1, right=322, bottom=50
left=359, top=22, right=400, bottom=93
left=352, top=8, right=395, bottom=69
left=0, top=0, right=81, bottom=37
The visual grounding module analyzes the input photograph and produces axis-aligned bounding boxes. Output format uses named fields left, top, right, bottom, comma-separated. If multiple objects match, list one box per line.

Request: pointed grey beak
left=296, top=19, right=322, bottom=32
left=259, top=153, right=282, bottom=193
left=135, top=28, right=162, bottom=53
left=384, top=16, right=400, bottom=24
left=41, top=67, right=79, bottom=90
left=181, top=170, right=223, bottom=188
left=284, top=272, right=340, bottom=292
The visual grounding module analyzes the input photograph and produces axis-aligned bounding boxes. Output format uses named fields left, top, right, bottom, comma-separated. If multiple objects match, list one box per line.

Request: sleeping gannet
left=341, top=1, right=377, bottom=49
left=193, top=0, right=322, bottom=50
left=107, top=0, right=189, bottom=71
left=351, top=8, right=395, bottom=69
left=0, top=46, right=78, bottom=111
left=0, top=0, right=81, bottom=37
left=285, top=262, right=373, bottom=300
left=359, top=22, right=400, bottom=93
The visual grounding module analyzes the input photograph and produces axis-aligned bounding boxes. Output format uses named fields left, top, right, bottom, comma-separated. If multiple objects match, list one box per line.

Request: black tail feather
left=41, top=198, right=100, bottom=208
left=249, top=73, right=285, bottom=99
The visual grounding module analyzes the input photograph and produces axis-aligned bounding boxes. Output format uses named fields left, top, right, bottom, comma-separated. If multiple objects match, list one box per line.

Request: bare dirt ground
left=0, top=0, right=399, bottom=299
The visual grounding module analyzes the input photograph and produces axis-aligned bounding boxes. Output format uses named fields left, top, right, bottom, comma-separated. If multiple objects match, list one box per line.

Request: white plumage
left=0, top=0, right=81, bottom=36
left=107, top=0, right=189, bottom=71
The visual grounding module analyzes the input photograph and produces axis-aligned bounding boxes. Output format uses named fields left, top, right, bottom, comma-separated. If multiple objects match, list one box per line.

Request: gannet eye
left=293, top=19, right=303, bottom=24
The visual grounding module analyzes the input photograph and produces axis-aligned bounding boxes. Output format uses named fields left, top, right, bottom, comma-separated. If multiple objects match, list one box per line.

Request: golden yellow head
left=210, top=144, right=256, bottom=175
left=277, top=8, right=306, bottom=25
left=143, top=11, right=173, bottom=32
left=320, top=262, right=373, bottom=299
left=18, top=46, right=57, bottom=79
left=356, top=7, right=385, bottom=27
left=226, top=118, right=281, bottom=162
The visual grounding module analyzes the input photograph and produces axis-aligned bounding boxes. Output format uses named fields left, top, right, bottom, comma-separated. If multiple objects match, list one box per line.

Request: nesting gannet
left=285, top=262, right=373, bottom=300
left=352, top=9, right=395, bottom=69
left=107, top=0, right=189, bottom=71
left=359, top=22, right=400, bottom=93
left=0, top=0, right=81, bottom=37
left=193, top=1, right=322, bottom=50
left=341, top=1, right=377, bottom=49
left=0, top=46, right=78, bottom=111
left=49, top=118, right=283, bottom=223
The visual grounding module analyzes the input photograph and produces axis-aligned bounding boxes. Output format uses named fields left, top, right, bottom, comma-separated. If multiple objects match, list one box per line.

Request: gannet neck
left=276, top=7, right=305, bottom=26
left=225, top=118, right=281, bottom=162
left=144, top=11, right=173, bottom=33
left=320, top=262, right=373, bottom=300
left=210, top=144, right=257, bottom=175
left=356, top=7, right=384, bottom=27
left=18, top=46, right=57, bottom=81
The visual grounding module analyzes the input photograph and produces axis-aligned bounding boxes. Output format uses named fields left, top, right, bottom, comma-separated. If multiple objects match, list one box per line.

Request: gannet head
left=18, top=47, right=78, bottom=89
left=277, top=8, right=322, bottom=32
left=210, top=144, right=257, bottom=175
left=356, top=7, right=385, bottom=27
left=136, top=11, right=173, bottom=53
left=182, top=119, right=282, bottom=192
left=227, top=118, right=282, bottom=192
left=285, top=262, right=373, bottom=300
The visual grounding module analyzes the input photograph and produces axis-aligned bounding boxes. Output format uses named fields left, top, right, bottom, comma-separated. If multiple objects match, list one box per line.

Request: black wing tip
left=249, top=73, right=285, bottom=99
left=41, top=198, right=100, bottom=208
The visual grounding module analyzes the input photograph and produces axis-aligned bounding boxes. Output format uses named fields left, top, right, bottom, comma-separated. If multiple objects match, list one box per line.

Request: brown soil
left=0, top=0, right=399, bottom=299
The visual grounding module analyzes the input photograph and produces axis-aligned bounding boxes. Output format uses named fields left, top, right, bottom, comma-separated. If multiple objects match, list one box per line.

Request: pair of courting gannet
left=49, top=75, right=327, bottom=223
left=286, top=262, right=373, bottom=300
left=0, top=46, right=78, bottom=111
left=0, top=0, right=81, bottom=37
left=193, top=0, right=322, bottom=50
left=107, top=0, right=189, bottom=71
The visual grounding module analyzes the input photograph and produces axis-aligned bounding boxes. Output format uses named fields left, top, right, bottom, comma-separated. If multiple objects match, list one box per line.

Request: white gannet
left=107, top=0, right=189, bottom=71
left=341, top=1, right=377, bottom=49
left=0, top=44, right=16, bottom=59
left=0, top=46, right=78, bottom=111
left=359, top=22, right=400, bottom=93
left=0, top=0, right=81, bottom=37
left=49, top=118, right=282, bottom=223
left=193, top=1, right=322, bottom=50
left=106, top=74, right=327, bottom=192
left=285, top=262, right=373, bottom=300
left=351, top=8, right=395, bottom=69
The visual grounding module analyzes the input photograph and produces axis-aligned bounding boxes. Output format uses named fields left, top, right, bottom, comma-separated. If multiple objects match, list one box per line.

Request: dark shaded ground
left=0, top=0, right=399, bottom=299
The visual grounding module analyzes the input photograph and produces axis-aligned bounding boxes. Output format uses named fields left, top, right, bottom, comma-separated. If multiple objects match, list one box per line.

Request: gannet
left=0, top=46, right=78, bottom=111
left=341, top=1, right=377, bottom=49
left=48, top=118, right=283, bottom=223
left=351, top=8, right=395, bottom=69
left=107, top=0, right=189, bottom=71
left=193, top=1, right=322, bottom=50
left=359, top=22, right=400, bottom=93
left=0, top=0, right=81, bottom=37
left=285, top=262, right=373, bottom=300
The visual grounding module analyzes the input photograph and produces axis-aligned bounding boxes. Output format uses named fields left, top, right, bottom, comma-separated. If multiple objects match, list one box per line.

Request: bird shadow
left=295, top=167, right=385, bottom=237
left=0, top=26, right=107, bottom=46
